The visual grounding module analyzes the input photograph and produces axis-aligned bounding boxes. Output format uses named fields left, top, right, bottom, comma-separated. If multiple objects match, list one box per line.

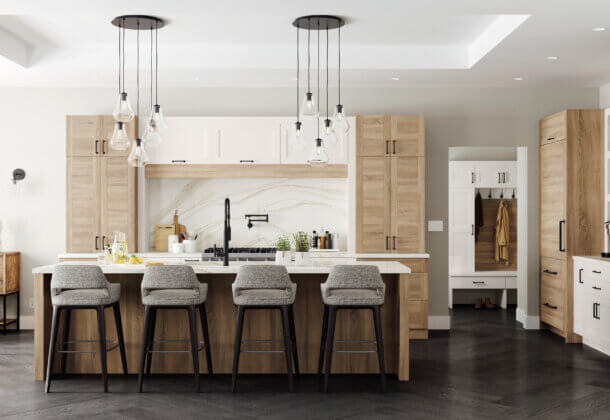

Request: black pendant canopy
left=293, top=15, right=344, bottom=30
left=111, top=15, right=164, bottom=30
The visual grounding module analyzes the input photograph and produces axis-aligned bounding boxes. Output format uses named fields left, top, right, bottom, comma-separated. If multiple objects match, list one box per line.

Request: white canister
left=167, top=235, right=179, bottom=251
left=183, top=239, right=198, bottom=253
left=275, top=250, right=291, bottom=265
left=171, top=242, right=185, bottom=254
left=293, top=251, right=311, bottom=266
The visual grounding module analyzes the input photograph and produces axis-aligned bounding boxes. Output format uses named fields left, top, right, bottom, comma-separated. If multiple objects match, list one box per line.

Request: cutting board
left=155, top=224, right=175, bottom=252
left=173, top=210, right=187, bottom=242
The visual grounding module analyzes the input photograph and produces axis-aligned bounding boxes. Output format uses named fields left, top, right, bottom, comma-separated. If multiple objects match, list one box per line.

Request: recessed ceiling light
left=593, top=27, right=606, bottom=32
left=514, top=77, right=523, bottom=81
left=391, top=77, right=400, bottom=81
left=546, top=56, right=558, bottom=60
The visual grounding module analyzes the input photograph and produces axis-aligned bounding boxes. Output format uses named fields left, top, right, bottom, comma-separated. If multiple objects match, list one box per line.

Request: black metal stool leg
left=112, top=303, right=128, bottom=376
left=372, top=306, right=386, bottom=393
left=318, top=304, right=329, bottom=375
left=231, top=306, right=245, bottom=392
left=288, top=305, right=299, bottom=375
left=96, top=306, right=108, bottom=393
left=2, top=295, right=6, bottom=335
left=323, top=306, right=337, bottom=393
left=199, top=303, right=213, bottom=376
left=187, top=306, right=200, bottom=392
left=16, top=291, right=20, bottom=331
left=60, top=309, right=71, bottom=374
left=281, top=306, right=295, bottom=392
left=45, top=306, right=61, bottom=393
left=146, top=308, right=157, bottom=376
left=138, top=305, right=152, bottom=393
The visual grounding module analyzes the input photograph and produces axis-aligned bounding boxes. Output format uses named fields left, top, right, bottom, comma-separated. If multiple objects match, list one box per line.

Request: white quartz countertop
left=58, top=252, right=430, bottom=259
left=573, top=256, right=610, bottom=263
left=34, top=260, right=411, bottom=275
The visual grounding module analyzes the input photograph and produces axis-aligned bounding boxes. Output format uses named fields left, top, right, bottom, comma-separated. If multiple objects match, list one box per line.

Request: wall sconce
left=12, top=169, right=26, bottom=185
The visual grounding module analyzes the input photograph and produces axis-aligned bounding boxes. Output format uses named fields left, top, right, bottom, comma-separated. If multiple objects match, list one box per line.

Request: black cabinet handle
left=392, top=140, right=396, bottom=154
left=471, top=224, right=474, bottom=236
left=593, top=303, right=600, bottom=319
left=543, top=269, right=558, bottom=275
left=543, top=302, right=558, bottom=310
left=502, top=172, right=506, bottom=184
left=184, top=259, right=200, bottom=262
left=579, top=268, right=583, bottom=284
left=171, top=160, right=187, bottom=163
left=102, top=235, right=106, bottom=248
left=102, top=140, right=106, bottom=154
left=386, top=140, right=389, bottom=154
left=95, top=140, right=99, bottom=155
left=547, top=137, right=555, bottom=142
left=392, top=236, right=396, bottom=250
left=592, top=286, right=602, bottom=291
left=498, top=172, right=500, bottom=184
left=95, top=236, right=99, bottom=250
left=471, top=172, right=475, bottom=184
left=472, top=281, right=485, bottom=284
left=592, top=270, right=602, bottom=274
left=559, top=220, right=566, bottom=252
left=385, top=235, right=389, bottom=250
left=239, top=160, right=255, bottom=163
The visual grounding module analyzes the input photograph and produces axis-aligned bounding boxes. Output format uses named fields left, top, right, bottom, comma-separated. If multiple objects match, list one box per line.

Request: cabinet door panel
left=391, top=115, right=424, bottom=157
left=100, top=115, right=136, bottom=157
left=66, top=157, right=101, bottom=252
left=449, top=162, right=477, bottom=188
left=391, top=156, right=425, bottom=253
left=356, top=115, right=390, bottom=157
left=280, top=118, right=350, bottom=164
left=540, top=140, right=567, bottom=259
left=540, top=111, right=566, bottom=146
left=449, top=187, right=475, bottom=273
left=356, top=156, right=391, bottom=252
left=100, top=157, right=137, bottom=251
left=66, top=116, right=100, bottom=157
left=149, top=117, right=206, bottom=164
left=214, top=118, right=281, bottom=164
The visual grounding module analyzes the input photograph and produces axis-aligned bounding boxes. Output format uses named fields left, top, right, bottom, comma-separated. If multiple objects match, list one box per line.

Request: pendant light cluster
left=293, top=15, right=348, bottom=166
left=110, top=15, right=166, bottom=167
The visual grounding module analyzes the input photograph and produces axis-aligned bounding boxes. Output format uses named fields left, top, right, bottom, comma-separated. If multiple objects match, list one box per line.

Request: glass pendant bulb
left=332, top=104, right=350, bottom=134
left=128, top=138, right=149, bottom=168
left=143, top=119, right=162, bottom=148
left=308, top=138, right=329, bottom=167
left=109, top=122, right=131, bottom=151
left=301, top=92, right=318, bottom=118
left=322, top=118, right=338, bottom=145
left=149, top=104, right=166, bottom=129
left=113, top=92, right=135, bottom=122
left=291, top=121, right=307, bottom=150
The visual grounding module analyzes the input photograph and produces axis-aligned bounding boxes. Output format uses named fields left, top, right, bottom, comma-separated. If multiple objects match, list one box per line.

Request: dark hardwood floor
left=1, top=307, right=609, bottom=419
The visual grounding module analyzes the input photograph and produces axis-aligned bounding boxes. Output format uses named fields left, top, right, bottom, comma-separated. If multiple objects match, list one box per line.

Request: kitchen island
left=32, top=261, right=411, bottom=381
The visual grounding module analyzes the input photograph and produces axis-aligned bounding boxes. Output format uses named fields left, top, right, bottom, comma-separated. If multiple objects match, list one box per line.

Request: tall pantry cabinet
left=539, top=109, right=604, bottom=342
left=66, top=115, right=138, bottom=253
left=355, top=115, right=428, bottom=338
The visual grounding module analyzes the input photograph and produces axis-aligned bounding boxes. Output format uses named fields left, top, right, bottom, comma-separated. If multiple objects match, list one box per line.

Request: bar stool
left=45, top=265, right=127, bottom=393
left=318, top=265, right=386, bottom=392
left=231, top=265, right=298, bottom=392
left=138, top=265, right=212, bottom=393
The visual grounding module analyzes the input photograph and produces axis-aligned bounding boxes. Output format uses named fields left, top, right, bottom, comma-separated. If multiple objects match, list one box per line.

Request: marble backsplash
left=147, top=178, right=348, bottom=251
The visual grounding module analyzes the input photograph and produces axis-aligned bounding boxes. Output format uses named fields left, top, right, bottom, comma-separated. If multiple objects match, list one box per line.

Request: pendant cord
left=338, top=25, right=341, bottom=105
left=326, top=26, right=329, bottom=120
left=307, top=22, right=310, bottom=93
left=136, top=20, right=140, bottom=124
left=118, top=24, right=121, bottom=94
left=122, top=21, right=125, bottom=93
left=317, top=20, right=320, bottom=138
left=296, top=27, right=299, bottom=122
left=155, top=23, right=158, bottom=105
left=150, top=26, right=153, bottom=115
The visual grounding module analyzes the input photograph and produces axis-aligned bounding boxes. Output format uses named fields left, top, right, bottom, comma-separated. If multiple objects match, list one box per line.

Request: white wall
left=600, top=83, right=610, bottom=108
left=0, top=86, right=599, bottom=326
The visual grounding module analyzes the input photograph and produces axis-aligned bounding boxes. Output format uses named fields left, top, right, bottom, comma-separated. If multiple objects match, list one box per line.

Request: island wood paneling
left=145, top=164, right=348, bottom=179
left=34, top=272, right=408, bottom=381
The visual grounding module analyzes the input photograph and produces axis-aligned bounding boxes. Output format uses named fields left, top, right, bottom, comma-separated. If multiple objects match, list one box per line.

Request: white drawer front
left=451, top=276, right=506, bottom=289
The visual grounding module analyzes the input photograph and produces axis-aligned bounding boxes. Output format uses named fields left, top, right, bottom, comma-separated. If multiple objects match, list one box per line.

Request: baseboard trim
left=428, top=315, right=450, bottom=330
left=516, top=308, right=539, bottom=329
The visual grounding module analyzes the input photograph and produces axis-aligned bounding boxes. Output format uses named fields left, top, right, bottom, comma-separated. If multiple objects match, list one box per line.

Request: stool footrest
left=147, top=340, right=207, bottom=354
left=57, top=339, right=119, bottom=354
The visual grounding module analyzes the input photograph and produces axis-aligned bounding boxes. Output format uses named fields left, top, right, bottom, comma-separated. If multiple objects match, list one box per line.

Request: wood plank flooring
left=1, top=307, right=609, bottom=419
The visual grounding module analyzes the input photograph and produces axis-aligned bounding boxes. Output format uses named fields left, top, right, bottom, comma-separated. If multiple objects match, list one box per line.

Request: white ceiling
left=1, top=0, right=610, bottom=88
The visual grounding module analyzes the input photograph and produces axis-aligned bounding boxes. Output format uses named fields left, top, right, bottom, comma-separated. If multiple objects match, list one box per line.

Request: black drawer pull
left=472, top=281, right=485, bottom=284
left=386, top=140, right=389, bottom=154
left=171, top=159, right=187, bottom=163
left=184, top=259, right=200, bottom=262
left=592, top=286, right=602, bottom=291
left=592, top=270, right=602, bottom=274
left=559, top=220, right=566, bottom=252
left=547, top=137, right=554, bottom=141
left=579, top=268, right=583, bottom=284
left=543, top=269, right=557, bottom=275
left=239, top=160, right=255, bottom=163
left=543, top=302, right=558, bottom=310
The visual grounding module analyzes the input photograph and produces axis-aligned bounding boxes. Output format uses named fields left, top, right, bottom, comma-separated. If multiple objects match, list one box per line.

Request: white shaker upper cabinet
left=476, top=161, right=517, bottom=188
left=450, top=162, right=477, bottom=187
left=207, top=118, right=281, bottom=164
left=147, top=117, right=207, bottom=164
left=279, top=117, right=350, bottom=164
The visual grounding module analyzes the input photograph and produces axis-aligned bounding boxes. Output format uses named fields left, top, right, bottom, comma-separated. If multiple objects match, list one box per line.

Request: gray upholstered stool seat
left=51, top=283, right=121, bottom=306
left=46, top=264, right=128, bottom=393
left=232, top=282, right=296, bottom=306
left=138, top=265, right=212, bottom=393
left=142, top=283, right=207, bottom=306
left=319, top=265, right=387, bottom=393
left=231, top=265, right=299, bottom=392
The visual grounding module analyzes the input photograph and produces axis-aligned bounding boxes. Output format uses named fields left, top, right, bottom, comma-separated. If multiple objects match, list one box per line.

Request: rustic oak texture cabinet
left=66, top=115, right=138, bottom=253
left=356, top=114, right=428, bottom=338
left=539, top=109, right=604, bottom=342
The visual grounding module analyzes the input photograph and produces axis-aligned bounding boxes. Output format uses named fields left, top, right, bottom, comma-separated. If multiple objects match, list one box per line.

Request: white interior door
left=449, top=187, right=475, bottom=273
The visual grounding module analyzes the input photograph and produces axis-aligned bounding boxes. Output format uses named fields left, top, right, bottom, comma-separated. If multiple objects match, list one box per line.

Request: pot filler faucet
left=213, top=198, right=231, bottom=266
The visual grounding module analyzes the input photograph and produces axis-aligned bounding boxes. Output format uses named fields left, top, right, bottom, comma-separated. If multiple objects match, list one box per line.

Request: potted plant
left=292, top=231, right=311, bottom=266
left=274, top=235, right=292, bottom=265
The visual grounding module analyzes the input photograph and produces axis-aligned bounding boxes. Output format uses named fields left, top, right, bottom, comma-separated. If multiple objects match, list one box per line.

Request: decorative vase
left=294, top=251, right=311, bottom=266
left=275, top=250, right=291, bottom=265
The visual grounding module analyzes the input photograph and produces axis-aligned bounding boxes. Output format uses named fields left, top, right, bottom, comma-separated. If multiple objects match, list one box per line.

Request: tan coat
left=495, top=199, right=510, bottom=263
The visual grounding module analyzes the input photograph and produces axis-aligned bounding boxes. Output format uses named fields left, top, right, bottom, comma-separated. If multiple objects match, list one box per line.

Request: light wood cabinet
left=391, top=157, right=425, bottom=253
left=390, top=115, right=425, bottom=157
left=356, top=115, right=390, bottom=157
left=539, top=109, right=603, bottom=342
left=66, top=115, right=137, bottom=253
left=356, top=156, right=391, bottom=253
